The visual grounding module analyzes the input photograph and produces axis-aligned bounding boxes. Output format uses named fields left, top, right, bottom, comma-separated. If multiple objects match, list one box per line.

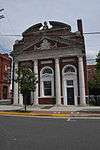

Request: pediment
left=35, top=38, right=52, bottom=50
left=23, top=36, right=72, bottom=52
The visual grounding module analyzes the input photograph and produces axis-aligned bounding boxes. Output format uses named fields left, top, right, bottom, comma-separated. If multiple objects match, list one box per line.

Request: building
left=12, top=20, right=88, bottom=106
left=87, top=64, right=96, bottom=81
left=0, top=53, right=12, bottom=100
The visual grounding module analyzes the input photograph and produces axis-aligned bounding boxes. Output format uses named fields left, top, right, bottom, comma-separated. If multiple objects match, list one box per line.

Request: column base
left=55, top=103, right=62, bottom=107
left=13, top=103, right=23, bottom=107
left=80, top=101, right=87, bottom=106
left=33, top=103, right=39, bottom=107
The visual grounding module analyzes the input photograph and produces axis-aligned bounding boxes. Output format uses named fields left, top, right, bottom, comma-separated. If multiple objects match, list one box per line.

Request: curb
left=0, top=111, right=100, bottom=118
left=0, top=111, right=69, bottom=117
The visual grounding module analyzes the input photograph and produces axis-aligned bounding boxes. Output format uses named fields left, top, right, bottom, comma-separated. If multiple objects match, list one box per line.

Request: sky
left=0, top=0, right=100, bottom=63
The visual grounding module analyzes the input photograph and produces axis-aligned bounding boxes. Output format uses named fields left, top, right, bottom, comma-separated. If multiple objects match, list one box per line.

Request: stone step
left=0, top=99, right=12, bottom=105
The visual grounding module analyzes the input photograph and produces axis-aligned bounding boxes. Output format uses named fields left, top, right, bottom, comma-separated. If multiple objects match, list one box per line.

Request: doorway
left=62, top=65, right=78, bottom=106
left=67, top=87, right=74, bottom=105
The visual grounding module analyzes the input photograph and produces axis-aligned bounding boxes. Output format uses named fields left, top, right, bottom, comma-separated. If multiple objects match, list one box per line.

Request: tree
left=16, top=67, right=37, bottom=111
left=88, top=80, right=96, bottom=95
left=95, top=51, right=100, bottom=91
left=88, top=51, right=100, bottom=95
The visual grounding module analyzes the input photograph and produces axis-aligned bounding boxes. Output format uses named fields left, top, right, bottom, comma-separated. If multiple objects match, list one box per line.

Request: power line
left=0, top=32, right=100, bottom=37
left=0, top=34, right=21, bottom=37
left=84, top=32, right=100, bottom=35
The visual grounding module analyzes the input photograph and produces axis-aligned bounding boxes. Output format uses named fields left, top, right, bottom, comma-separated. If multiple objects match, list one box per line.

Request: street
left=0, top=116, right=100, bottom=150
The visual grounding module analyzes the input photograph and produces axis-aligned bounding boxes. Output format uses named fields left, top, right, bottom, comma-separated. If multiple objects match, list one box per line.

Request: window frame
left=40, top=66, right=54, bottom=97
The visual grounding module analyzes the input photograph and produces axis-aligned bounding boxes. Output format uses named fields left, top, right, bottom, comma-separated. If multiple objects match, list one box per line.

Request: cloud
left=0, top=0, right=100, bottom=58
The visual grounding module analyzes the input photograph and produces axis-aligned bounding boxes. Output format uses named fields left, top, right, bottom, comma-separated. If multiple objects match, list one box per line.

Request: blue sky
left=0, top=0, right=100, bottom=61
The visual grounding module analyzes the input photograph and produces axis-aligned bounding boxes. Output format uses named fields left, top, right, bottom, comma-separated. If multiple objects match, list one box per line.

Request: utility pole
left=0, top=8, right=4, bottom=19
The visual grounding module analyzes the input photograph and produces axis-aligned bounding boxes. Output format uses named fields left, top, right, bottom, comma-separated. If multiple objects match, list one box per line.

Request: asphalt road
left=0, top=116, right=100, bottom=150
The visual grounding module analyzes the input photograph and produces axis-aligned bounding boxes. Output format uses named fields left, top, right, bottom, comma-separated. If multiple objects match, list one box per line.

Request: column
left=34, top=60, right=38, bottom=105
left=19, top=93, right=23, bottom=105
left=78, top=56, right=86, bottom=106
left=30, top=91, right=34, bottom=104
left=13, top=62, right=19, bottom=105
left=55, top=58, right=61, bottom=105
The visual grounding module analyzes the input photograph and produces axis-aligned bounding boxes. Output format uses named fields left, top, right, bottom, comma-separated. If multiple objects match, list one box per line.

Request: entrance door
left=67, top=87, right=74, bottom=105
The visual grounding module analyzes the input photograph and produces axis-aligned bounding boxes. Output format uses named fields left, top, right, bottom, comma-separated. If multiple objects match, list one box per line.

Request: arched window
left=40, top=67, right=54, bottom=97
left=64, top=66, right=75, bottom=73
left=42, top=68, right=53, bottom=74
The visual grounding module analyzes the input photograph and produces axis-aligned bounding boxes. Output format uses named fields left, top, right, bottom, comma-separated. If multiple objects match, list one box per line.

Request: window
left=67, top=80, right=73, bottom=86
left=42, top=68, right=52, bottom=74
left=43, top=81, right=52, bottom=96
left=64, top=66, right=75, bottom=73
left=41, top=67, right=54, bottom=97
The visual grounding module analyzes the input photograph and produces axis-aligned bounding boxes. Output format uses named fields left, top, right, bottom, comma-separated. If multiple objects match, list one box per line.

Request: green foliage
left=95, top=51, right=100, bottom=88
left=88, top=51, right=100, bottom=95
left=16, top=67, right=37, bottom=94
left=88, top=80, right=96, bottom=90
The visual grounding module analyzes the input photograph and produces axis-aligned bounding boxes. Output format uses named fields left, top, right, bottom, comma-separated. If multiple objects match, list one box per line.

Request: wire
left=0, top=32, right=100, bottom=37
left=0, top=34, right=21, bottom=37
left=84, top=32, right=100, bottom=35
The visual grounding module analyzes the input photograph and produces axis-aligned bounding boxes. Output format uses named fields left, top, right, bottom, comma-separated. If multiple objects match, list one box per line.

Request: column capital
left=55, top=58, right=60, bottom=64
left=34, top=59, right=38, bottom=65
left=55, top=57, right=60, bottom=60
left=78, top=55, right=84, bottom=61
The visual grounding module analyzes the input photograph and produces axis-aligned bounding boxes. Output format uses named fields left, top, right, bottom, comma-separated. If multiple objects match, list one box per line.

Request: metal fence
left=86, top=95, right=100, bottom=106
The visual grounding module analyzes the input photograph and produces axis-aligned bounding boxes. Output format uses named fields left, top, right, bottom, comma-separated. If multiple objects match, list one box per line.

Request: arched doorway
left=62, top=65, right=78, bottom=105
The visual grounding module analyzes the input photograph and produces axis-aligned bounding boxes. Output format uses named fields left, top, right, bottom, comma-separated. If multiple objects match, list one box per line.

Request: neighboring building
left=87, top=65, right=96, bottom=81
left=0, top=53, right=12, bottom=100
left=12, top=19, right=88, bottom=106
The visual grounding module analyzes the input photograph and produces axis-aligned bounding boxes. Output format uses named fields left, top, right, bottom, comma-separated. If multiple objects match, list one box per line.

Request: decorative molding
left=62, top=59, right=75, bottom=63
left=41, top=39, right=50, bottom=50
left=41, top=60, right=52, bottom=64
left=16, top=47, right=82, bottom=61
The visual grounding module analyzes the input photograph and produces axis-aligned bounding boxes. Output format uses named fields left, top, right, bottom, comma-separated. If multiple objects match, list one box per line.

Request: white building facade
left=12, top=20, right=88, bottom=106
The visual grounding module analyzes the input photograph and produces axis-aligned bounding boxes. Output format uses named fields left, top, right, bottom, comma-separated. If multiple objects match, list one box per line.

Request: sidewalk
left=0, top=104, right=100, bottom=118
